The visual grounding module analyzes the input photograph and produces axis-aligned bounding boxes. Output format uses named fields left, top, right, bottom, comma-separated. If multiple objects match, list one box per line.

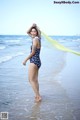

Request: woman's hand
left=32, top=23, right=37, bottom=27
left=22, top=60, right=27, bottom=66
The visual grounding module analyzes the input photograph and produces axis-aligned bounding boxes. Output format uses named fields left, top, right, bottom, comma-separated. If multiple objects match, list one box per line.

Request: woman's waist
left=30, top=54, right=40, bottom=60
left=30, top=50, right=40, bottom=55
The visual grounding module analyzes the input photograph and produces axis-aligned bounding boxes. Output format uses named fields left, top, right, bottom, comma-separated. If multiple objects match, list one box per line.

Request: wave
left=0, top=46, right=6, bottom=50
left=5, top=39, right=21, bottom=43
left=58, top=38, right=80, bottom=43
left=72, top=39, right=80, bottom=42
left=0, top=52, right=25, bottom=64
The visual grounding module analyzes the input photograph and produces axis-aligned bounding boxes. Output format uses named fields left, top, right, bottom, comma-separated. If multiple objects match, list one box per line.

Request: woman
left=22, top=23, right=42, bottom=102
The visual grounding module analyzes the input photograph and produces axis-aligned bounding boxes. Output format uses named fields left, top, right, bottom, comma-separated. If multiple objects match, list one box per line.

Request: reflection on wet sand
left=30, top=102, right=41, bottom=120
left=27, top=82, right=75, bottom=120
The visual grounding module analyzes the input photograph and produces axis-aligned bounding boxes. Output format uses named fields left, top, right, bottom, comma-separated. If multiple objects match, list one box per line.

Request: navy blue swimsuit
left=30, top=37, right=41, bottom=69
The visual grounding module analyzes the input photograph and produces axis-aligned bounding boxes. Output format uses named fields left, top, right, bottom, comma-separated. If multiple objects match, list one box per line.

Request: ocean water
left=0, top=35, right=30, bottom=64
left=0, top=35, right=80, bottom=64
left=0, top=35, right=80, bottom=120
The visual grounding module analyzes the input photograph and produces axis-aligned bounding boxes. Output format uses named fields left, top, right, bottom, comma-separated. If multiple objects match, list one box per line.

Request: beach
left=0, top=35, right=80, bottom=120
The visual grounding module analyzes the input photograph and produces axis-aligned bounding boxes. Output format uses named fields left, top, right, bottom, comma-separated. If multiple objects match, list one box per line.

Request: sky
left=0, top=0, right=80, bottom=35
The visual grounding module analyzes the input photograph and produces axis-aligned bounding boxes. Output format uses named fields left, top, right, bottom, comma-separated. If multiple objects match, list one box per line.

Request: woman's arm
left=34, top=25, right=41, bottom=38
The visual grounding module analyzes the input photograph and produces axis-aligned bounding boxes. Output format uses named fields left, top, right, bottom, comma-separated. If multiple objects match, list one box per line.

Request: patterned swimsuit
left=30, top=38, right=41, bottom=69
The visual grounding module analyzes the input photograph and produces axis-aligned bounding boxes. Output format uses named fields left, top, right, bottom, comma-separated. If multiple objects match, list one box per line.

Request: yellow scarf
left=42, top=32, right=80, bottom=56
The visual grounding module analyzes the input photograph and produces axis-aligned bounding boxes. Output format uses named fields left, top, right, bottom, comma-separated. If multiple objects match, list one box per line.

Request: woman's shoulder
left=34, top=36, right=41, bottom=41
left=34, top=36, right=39, bottom=40
left=33, top=36, right=39, bottom=41
left=33, top=36, right=41, bottom=48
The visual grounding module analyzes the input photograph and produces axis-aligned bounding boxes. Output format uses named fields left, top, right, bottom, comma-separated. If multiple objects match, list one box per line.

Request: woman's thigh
left=28, top=63, right=38, bottom=81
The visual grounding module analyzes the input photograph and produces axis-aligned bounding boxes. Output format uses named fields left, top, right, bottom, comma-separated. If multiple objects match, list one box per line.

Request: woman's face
left=30, top=28, right=37, bottom=37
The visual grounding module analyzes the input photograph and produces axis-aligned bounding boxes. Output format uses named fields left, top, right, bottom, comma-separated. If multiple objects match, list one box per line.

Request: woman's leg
left=28, top=63, right=41, bottom=101
left=34, top=67, right=42, bottom=102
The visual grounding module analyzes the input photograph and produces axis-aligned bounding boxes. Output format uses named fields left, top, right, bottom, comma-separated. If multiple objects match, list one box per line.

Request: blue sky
left=0, top=0, right=80, bottom=35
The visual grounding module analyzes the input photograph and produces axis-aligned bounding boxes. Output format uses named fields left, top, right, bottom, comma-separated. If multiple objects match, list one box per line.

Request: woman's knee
left=28, top=73, right=36, bottom=82
left=29, top=77, right=38, bottom=83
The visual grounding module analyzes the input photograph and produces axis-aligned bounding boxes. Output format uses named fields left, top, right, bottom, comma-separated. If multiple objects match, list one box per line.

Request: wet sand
left=0, top=48, right=80, bottom=120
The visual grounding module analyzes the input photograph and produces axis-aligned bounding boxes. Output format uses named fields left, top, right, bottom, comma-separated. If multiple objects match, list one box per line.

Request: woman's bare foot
left=35, top=96, right=42, bottom=102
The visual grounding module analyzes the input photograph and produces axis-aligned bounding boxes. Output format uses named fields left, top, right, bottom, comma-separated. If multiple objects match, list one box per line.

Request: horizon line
left=0, top=34, right=80, bottom=36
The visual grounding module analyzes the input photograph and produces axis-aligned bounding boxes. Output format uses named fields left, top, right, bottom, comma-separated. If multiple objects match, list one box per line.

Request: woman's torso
left=30, top=36, right=41, bottom=68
